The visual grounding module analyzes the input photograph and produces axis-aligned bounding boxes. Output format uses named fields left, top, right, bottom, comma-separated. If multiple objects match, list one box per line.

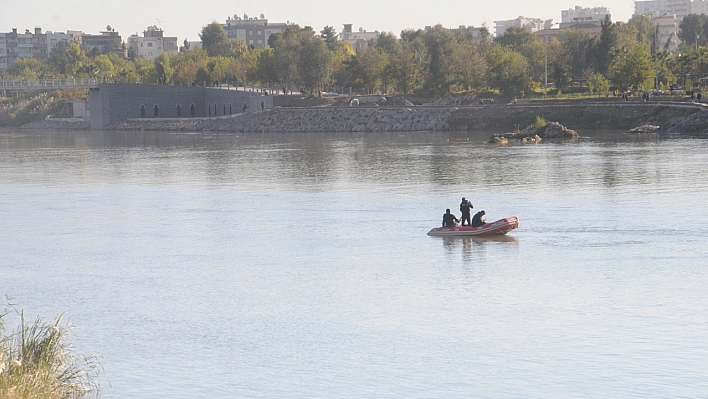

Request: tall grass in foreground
left=0, top=308, right=100, bottom=399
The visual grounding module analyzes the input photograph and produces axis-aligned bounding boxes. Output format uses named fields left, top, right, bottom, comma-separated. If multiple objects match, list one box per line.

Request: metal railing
left=0, top=78, right=101, bottom=90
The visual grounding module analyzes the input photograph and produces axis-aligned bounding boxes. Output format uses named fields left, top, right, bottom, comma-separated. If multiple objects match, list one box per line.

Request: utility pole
left=655, top=24, right=659, bottom=91
left=544, top=42, right=548, bottom=97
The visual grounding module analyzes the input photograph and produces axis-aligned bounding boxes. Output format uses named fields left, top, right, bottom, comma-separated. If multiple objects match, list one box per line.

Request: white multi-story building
left=494, top=16, right=554, bottom=37
left=223, top=14, right=288, bottom=48
left=692, top=0, right=708, bottom=14
left=635, top=0, right=691, bottom=20
left=562, top=6, right=611, bottom=23
left=654, top=13, right=680, bottom=51
left=128, top=26, right=178, bottom=61
left=340, top=24, right=380, bottom=49
left=0, top=27, right=74, bottom=71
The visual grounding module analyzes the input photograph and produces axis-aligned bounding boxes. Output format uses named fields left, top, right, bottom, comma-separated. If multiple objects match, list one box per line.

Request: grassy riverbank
left=0, top=91, right=66, bottom=127
left=0, top=308, right=100, bottom=399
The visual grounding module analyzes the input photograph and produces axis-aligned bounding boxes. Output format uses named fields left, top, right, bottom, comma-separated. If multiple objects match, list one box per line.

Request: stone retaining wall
left=112, top=107, right=454, bottom=133
left=109, top=102, right=708, bottom=134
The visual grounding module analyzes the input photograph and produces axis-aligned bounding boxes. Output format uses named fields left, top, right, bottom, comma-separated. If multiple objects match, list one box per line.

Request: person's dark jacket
left=460, top=200, right=473, bottom=215
left=442, top=213, right=459, bottom=228
left=471, top=212, right=486, bottom=227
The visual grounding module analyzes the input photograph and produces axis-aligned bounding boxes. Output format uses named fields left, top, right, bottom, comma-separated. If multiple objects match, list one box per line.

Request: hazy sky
left=3, top=0, right=635, bottom=43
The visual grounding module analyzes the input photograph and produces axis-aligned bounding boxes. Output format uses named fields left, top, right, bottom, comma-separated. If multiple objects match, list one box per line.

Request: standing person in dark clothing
left=442, top=209, right=459, bottom=228
left=471, top=210, right=486, bottom=227
left=459, top=197, right=474, bottom=226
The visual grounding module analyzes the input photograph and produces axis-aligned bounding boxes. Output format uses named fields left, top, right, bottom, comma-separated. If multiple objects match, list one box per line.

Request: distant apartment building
left=223, top=14, right=288, bottom=48
left=635, top=0, right=691, bottom=20
left=340, top=24, right=380, bottom=49
left=654, top=13, right=680, bottom=50
left=82, top=28, right=122, bottom=53
left=425, top=25, right=489, bottom=42
left=534, top=7, right=609, bottom=45
left=128, top=26, right=178, bottom=60
left=494, top=17, right=554, bottom=37
left=561, top=6, right=611, bottom=23
left=0, top=27, right=76, bottom=71
left=692, top=0, right=708, bottom=14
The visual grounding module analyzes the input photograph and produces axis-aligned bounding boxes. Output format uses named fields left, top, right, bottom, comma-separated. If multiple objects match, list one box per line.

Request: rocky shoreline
left=488, top=122, right=578, bottom=144
left=111, top=107, right=454, bottom=133
left=15, top=100, right=708, bottom=136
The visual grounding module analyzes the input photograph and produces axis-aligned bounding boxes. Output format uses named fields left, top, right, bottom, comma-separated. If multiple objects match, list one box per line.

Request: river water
left=1, top=129, right=707, bottom=398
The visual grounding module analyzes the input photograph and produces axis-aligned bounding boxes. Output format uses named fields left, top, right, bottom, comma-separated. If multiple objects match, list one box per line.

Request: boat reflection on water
left=442, top=234, right=519, bottom=247
left=440, top=234, right=519, bottom=264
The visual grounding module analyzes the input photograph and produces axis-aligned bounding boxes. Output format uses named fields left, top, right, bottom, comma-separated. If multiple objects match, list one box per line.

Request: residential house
left=128, top=26, right=178, bottom=61
left=223, top=14, right=288, bottom=48
left=494, top=16, right=554, bottom=37
left=340, top=24, right=380, bottom=49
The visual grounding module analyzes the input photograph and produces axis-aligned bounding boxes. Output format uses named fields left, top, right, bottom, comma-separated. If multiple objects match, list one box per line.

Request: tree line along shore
left=5, top=14, right=708, bottom=103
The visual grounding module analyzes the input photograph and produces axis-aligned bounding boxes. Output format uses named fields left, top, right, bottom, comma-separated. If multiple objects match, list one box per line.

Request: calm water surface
left=1, top=129, right=707, bottom=398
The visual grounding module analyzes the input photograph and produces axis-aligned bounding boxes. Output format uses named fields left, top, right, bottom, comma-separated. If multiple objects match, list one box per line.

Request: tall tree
left=299, top=36, right=332, bottom=96
left=609, top=45, right=653, bottom=89
left=596, top=14, right=615, bottom=76
left=496, top=26, right=545, bottom=81
left=154, top=53, right=173, bottom=83
left=422, top=25, right=456, bottom=94
left=320, top=26, right=339, bottom=51
left=199, top=22, right=233, bottom=57
left=678, top=14, right=708, bottom=47
left=350, top=46, right=388, bottom=94
left=485, top=45, right=530, bottom=96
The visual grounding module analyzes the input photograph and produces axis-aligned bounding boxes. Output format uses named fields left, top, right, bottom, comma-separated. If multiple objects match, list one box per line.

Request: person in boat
left=471, top=210, right=486, bottom=227
left=442, top=209, right=460, bottom=228
left=459, top=197, right=473, bottom=226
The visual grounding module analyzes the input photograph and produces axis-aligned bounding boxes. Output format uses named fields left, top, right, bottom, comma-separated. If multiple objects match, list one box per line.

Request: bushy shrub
left=0, top=307, right=100, bottom=399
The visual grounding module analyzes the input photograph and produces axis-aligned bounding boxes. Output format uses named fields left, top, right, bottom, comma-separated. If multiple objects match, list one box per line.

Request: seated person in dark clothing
left=442, top=209, right=460, bottom=228
left=471, top=210, right=486, bottom=227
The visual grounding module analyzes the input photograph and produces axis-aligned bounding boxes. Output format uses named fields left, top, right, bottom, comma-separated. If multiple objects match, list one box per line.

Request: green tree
left=271, top=25, right=310, bottom=92
left=375, top=32, right=401, bottom=54
left=485, top=45, right=530, bottom=96
left=199, top=22, right=233, bottom=57
left=48, top=40, right=71, bottom=75
left=7, top=58, right=51, bottom=79
left=595, top=14, right=615, bottom=76
left=587, top=72, right=610, bottom=94
left=386, top=48, right=416, bottom=93
left=450, top=40, right=486, bottom=92
left=629, top=14, right=656, bottom=48
left=495, top=26, right=545, bottom=81
left=154, top=53, right=173, bottom=83
left=350, top=46, right=388, bottom=94
left=299, top=36, right=332, bottom=96
left=330, top=41, right=355, bottom=90
left=320, top=26, right=339, bottom=51
left=422, top=25, right=457, bottom=94
left=678, top=14, right=708, bottom=47
left=557, top=29, right=597, bottom=79
left=610, top=45, right=653, bottom=89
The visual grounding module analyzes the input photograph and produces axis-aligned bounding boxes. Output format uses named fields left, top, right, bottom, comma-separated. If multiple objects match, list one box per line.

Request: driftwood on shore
left=489, top=122, right=578, bottom=144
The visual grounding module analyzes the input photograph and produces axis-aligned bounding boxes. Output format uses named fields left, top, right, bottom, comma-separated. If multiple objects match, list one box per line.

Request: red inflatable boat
left=427, top=217, right=519, bottom=237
